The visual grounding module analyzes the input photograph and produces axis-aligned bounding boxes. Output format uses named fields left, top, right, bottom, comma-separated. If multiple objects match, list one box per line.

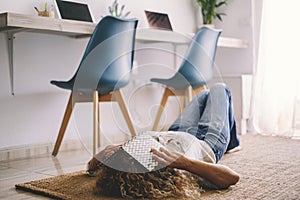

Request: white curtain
left=251, top=0, right=300, bottom=136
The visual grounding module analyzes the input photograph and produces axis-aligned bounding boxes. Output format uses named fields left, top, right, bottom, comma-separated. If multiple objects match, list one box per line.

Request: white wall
left=214, top=0, right=254, bottom=75
left=0, top=0, right=257, bottom=150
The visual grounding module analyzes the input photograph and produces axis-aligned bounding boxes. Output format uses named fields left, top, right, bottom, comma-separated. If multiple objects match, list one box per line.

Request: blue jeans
left=168, top=83, right=237, bottom=163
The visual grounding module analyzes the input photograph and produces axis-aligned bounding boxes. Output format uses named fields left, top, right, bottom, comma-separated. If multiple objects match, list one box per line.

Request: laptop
left=145, top=10, right=173, bottom=31
left=54, top=0, right=94, bottom=22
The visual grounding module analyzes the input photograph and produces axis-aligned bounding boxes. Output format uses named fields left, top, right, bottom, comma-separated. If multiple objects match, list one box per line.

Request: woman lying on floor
left=87, top=83, right=241, bottom=199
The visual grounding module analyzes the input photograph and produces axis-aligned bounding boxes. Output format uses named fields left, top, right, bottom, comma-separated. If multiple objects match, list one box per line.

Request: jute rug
left=15, top=134, right=300, bottom=199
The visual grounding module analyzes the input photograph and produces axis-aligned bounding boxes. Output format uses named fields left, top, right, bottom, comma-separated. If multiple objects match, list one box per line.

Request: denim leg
left=198, top=83, right=234, bottom=162
left=226, top=105, right=240, bottom=151
left=168, top=89, right=209, bottom=133
left=169, top=83, right=237, bottom=162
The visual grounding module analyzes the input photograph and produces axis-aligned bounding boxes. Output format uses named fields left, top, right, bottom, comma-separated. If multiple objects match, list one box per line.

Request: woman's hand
left=94, top=144, right=121, bottom=161
left=151, top=146, right=189, bottom=170
left=87, top=144, right=121, bottom=176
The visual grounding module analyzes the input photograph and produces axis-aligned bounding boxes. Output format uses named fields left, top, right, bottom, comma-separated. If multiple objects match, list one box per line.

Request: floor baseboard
left=0, top=139, right=83, bottom=162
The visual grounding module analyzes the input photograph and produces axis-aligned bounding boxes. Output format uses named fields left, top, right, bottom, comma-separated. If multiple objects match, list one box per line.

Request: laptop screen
left=55, top=0, right=94, bottom=22
left=145, top=10, right=173, bottom=31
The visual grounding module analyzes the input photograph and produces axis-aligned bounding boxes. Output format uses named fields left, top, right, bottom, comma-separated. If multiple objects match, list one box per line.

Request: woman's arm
left=152, top=147, right=240, bottom=189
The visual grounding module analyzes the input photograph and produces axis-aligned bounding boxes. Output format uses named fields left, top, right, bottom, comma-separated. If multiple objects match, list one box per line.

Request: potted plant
left=108, top=0, right=131, bottom=18
left=195, top=0, right=228, bottom=25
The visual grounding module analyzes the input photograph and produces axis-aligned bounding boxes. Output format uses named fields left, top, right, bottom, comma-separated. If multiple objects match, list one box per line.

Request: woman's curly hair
left=94, top=164, right=204, bottom=199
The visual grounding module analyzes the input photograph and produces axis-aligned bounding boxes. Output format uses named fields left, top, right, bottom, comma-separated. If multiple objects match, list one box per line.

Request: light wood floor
left=0, top=148, right=91, bottom=199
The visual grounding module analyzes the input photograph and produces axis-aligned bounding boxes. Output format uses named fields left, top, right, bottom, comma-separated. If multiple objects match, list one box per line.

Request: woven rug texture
left=15, top=134, right=300, bottom=199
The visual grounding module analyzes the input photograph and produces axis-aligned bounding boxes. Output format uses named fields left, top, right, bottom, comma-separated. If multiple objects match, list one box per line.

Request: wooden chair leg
left=93, top=90, right=99, bottom=156
left=152, top=88, right=172, bottom=131
left=193, top=85, right=207, bottom=96
left=180, top=96, right=185, bottom=113
left=186, top=86, right=193, bottom=104
left=97, top=98, right=101, bottom=148
left=52, top=94, right=73, bottom=156
left=114, top=90, right=137, bottom=137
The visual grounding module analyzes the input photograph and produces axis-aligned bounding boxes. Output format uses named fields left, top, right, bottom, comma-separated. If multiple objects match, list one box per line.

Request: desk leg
left=172, top=43, right=177, bottom=69
left=7, top=32, right=15, bottom=95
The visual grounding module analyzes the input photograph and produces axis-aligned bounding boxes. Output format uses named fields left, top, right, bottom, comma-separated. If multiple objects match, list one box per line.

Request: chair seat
left=50, top=80, right=74, bottom=90
left=150, top=72, right=207, bottom=91
left=51, top=78, right=129, bottom=95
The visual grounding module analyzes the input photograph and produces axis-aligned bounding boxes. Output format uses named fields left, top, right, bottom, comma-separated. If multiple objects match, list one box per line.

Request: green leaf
left=123, top=11, right=130, bottom=18
left=197, top=0, right=228, bottom=23
left=108, top=0, right=131, bottom=18
left=217, top=13, right=226, bottom=16
left=216, top=1, right=227, bottom=7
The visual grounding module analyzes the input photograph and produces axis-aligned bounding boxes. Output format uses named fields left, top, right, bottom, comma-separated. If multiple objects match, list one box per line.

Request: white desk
left=0, top=12, right=248, bottom=95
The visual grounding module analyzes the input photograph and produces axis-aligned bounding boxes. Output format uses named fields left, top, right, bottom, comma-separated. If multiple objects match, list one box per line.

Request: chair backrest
left=178, top=27, right=222, bottom=89
left=72, top=16, right=138, bottom=94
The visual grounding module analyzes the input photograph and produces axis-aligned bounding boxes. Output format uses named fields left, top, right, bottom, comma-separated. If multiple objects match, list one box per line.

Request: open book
left=102, top=134, right=164, bottom=173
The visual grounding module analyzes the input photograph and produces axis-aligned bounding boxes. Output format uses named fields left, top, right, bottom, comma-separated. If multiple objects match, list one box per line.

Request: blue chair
left=151, top=27, right=222, bottom=131
left=51, top=16, right=138, bottom=156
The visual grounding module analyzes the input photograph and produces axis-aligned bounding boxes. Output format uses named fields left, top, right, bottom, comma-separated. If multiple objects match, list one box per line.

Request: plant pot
left=198, top=24, right=216, bottom=29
